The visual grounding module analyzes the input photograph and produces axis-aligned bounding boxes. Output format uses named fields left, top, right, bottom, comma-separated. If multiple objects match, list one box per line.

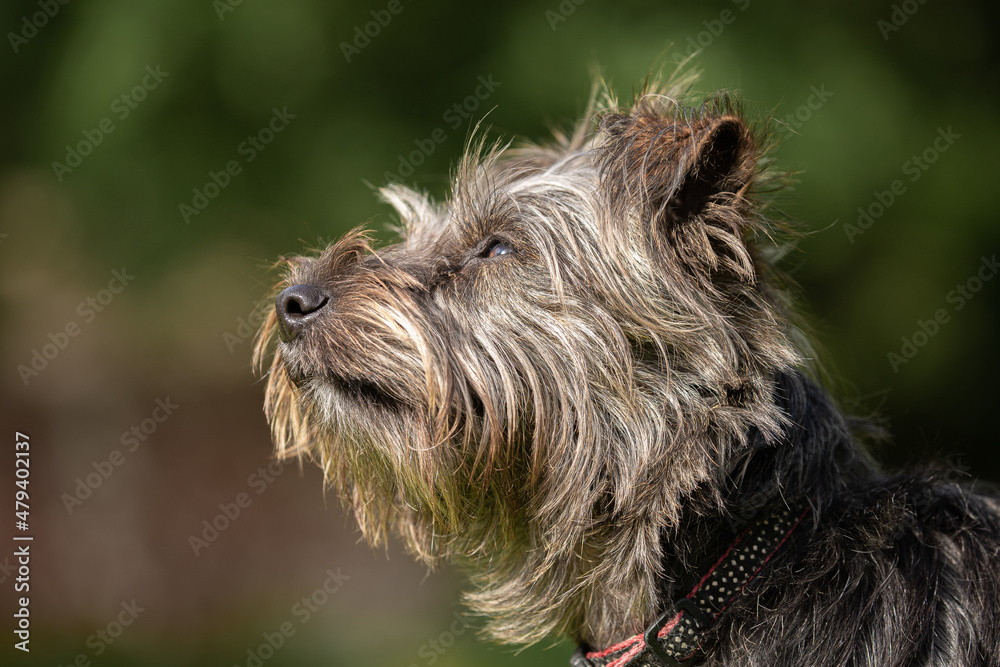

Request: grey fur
left=255, top=72, right=1000, bottom=664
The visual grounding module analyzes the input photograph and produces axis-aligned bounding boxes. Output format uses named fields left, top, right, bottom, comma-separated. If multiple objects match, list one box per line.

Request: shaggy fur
left=254, top=72, right=1000, bottom=665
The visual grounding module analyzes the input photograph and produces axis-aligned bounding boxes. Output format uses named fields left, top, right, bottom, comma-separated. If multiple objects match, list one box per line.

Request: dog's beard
left=280, top=342, right=409, bottom=417
left=261, top=324, right=512, bottom=562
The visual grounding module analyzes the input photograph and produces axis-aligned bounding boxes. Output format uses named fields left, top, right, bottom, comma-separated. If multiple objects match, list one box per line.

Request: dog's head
left=255, top=74, right=800, bottom=644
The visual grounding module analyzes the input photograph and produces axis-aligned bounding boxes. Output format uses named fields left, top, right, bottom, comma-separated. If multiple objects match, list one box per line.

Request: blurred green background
left=1, top=0, right=999, bottom=665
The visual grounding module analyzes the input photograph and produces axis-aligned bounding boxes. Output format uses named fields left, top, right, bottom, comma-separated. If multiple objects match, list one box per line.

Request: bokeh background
left=2, top=1, right=999, bottom=665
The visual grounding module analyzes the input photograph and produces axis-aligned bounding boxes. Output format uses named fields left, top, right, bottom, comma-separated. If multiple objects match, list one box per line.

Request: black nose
left=275, top=284, right=330, bottom=341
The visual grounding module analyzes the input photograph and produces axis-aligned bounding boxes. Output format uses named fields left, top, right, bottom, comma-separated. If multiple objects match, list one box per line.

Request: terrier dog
left=255, top=73, right=1000, bottom=666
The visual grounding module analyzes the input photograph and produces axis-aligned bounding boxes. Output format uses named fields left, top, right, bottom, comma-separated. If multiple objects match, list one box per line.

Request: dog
left=254, top=72, right=1000, bottom=666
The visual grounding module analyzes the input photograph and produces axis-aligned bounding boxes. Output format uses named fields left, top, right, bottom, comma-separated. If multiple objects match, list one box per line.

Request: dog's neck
left=576, top=370, right=875, bottom=648
left=574, top=498, right=810, bottom=667
left=460, top=370, right=876, bottom=650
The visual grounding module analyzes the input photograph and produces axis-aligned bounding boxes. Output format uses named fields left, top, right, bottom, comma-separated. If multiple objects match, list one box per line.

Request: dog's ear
left=598, top=110, right=759, bottom=281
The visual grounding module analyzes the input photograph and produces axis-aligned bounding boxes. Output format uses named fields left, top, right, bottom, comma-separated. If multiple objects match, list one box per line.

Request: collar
left=570, top=501, right=810, bottom=667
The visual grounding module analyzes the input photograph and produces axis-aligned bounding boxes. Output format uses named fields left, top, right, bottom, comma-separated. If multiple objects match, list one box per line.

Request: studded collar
left=570, top=501, right=810, bottom=667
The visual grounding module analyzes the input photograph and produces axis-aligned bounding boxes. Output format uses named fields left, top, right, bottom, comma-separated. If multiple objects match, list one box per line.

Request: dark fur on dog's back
left=676, top=371, right=1000, bottom=664
left=255, top=71, right=1000, bottom=664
